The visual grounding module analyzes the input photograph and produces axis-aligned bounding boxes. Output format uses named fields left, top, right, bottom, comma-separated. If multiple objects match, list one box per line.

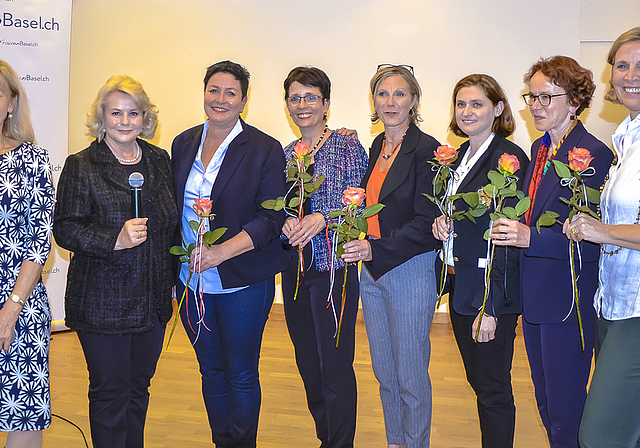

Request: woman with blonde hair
left=54, top=75, right=178, bottom=448
left=0, top=60, right=55, bottom=448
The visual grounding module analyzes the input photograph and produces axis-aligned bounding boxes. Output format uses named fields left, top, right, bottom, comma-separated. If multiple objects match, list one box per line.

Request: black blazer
left=171, top=120, right=288, bottom=289
left=53, top=139, right=179, bottom=334
left=448, top=134, right=529, bottom=317
left=362, top=123, right=440, bottom=281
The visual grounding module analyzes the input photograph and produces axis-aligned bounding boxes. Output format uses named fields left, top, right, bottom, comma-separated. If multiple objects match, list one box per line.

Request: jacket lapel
left=209, top=121, right=248, bottom=205
left=379, top=123, right=420, bottom=202
left=456, top=137, right=501, bottom=193
left=89, top=140, right=131, bottom=190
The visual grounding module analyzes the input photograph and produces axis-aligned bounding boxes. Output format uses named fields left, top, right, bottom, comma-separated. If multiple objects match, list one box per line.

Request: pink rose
left=497, top=153, right=520, bottom=176
left=193, top=198, right=213, bottom=217
left=433, top=145, right=458, bottom=166
left=293, top=141, right=310, bottom=158
left=342, top=187, right=366, bottom=207
left=568, top=147, right=594, bottom=173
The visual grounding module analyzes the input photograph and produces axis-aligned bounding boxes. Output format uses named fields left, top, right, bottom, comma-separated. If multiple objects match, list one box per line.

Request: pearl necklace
left=114, top=141, right=141, bottom=164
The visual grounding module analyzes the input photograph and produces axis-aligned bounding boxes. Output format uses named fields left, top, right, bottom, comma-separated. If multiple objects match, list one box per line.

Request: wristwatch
left=9, top=293, right=25, bottom=307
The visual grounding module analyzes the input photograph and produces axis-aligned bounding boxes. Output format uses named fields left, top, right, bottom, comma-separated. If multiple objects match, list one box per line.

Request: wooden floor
left=1, top=304, right=550, bottom=447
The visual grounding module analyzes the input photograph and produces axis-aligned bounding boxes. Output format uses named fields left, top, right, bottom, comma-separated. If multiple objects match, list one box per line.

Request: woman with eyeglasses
left=489, top=56, right=614, bottom=448
left=563, top=27, right=640, bottom=448
left=280, top=66, right=367, bottom=448
left=342, top=64, right=440, bottom=448
left=432, top=74, right=528, bottom=448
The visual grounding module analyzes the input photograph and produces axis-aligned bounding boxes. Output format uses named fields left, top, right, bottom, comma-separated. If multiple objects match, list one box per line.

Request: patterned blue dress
left=0, top=142, right=55, bottom=431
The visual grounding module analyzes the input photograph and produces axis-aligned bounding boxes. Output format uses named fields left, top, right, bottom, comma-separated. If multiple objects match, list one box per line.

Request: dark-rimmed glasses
left=522, top=93, right=567, bottom=107
left=286, top=94, right=323, bottom=106
left=377, top=64, right=415, bottom=75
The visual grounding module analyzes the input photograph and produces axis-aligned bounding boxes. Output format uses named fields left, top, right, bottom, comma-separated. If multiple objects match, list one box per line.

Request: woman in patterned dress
left=0, top=60, right=55, bottom=448
left=280, top=66, right=368, bottom=448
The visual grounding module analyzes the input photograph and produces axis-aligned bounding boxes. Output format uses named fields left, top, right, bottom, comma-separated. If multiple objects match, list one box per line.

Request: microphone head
left=129, top=172, right=144, bottom=188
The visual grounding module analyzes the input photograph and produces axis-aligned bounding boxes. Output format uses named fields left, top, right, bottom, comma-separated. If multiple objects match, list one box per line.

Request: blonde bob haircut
left=370, top=65, right=422, bottom=125
left=0, top=60, right=36, bottom=144
left=86, top=75, right=158, bottom=142
left=605, top=27, right=640, bottom=104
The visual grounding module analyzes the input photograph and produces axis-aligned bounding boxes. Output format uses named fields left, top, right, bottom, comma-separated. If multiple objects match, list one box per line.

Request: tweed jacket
left=53, top=139, right=179, bottom=334
left=362, top=123, right=440, bottom=281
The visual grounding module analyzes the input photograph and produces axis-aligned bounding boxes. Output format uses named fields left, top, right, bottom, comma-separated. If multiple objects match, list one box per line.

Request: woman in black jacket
left=432, top=74, right=528, bottom=447
left=53, top=76, right=178, bottom=448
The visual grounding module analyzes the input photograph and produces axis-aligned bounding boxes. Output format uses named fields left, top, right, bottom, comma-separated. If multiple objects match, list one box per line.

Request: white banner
left=1, top=0, right=72, bottom=331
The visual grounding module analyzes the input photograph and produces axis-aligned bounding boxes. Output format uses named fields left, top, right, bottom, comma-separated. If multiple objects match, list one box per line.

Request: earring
left=323, top=113, right=328, bottom=121
left=409, top=109, right=415, bottom=118
left=7, top=113, right=12, bottom=119
left=570, top=113, right=576, bottom=121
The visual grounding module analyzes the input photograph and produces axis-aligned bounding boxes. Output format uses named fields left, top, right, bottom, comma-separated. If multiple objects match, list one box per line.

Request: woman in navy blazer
left=342, top=65, right=439, bottom=448
left=171, top=61, right=287, bottom=448
left=491, top=56, right=614, bottom=448
left=433, top=74, right=528, bottom=447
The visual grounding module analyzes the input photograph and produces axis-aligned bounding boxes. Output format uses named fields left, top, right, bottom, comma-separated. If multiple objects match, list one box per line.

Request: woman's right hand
left=282, top=213, right=326, bottom=248
left=432, top=215, right=453, bottom=241
left=0, top=302, right=21, bottom=353
left=114, top=218, right=148, bottom=250
left=489, top=217, right=530, bottom=248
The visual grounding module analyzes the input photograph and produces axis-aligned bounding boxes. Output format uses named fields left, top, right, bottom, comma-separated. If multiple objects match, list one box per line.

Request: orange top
left=366, top=159, right=389, bottom=239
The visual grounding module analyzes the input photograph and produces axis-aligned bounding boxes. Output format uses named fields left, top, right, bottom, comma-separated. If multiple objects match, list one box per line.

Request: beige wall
left=68, top=0, right=638, bottom=157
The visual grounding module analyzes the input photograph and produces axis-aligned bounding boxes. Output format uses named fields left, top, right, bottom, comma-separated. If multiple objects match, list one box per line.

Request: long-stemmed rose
left=535, top=147, right=600, bottom=350
left=461, top=153, right=530, bottom=341
left=262, top=141, right=325, bottom=299
left=167, top=198, right=227, bottom=348
left=327, top=187, right=384, bottom=346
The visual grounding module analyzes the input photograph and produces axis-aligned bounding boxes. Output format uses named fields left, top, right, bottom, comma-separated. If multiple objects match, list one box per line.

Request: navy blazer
left=520, top=120, right=614, bottom=324
left=171, top=120, right=288, bottom=289
left=362, top=123, right=440, bottom=281
left=449, top=135, right=529, bottom=317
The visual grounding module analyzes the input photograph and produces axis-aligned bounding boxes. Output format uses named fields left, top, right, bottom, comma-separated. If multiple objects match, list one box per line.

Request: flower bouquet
left=327, top=187, right=384, bottom=346
left=167, top=198, right=227, bottom=348
left=262, top=141, right=325, bottom=299
left=536, top=147, right=601, bottom=350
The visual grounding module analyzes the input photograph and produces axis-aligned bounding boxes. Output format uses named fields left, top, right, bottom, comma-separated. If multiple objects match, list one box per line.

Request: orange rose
left=568, top=147, right=594, bottom=173
left=293, top=141, right=310, bottom=158
left=434, top=145, right=458, bottom=166
left=193, top=198, right=213, bottom=216
left=497, top=153, right=520, bottom=176
left=342, top=186, right=366, bottom=207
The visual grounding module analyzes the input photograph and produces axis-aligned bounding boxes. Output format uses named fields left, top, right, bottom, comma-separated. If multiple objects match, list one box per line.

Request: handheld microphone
left=128, top=172, right=145, bottom=218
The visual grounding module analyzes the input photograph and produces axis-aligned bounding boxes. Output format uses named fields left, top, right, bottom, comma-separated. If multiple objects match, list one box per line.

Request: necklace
left=114, top=141, right=141, bottom=164
left=382, top=135, right=404, bottom=160
left=303, top=126, right=329, bottom=157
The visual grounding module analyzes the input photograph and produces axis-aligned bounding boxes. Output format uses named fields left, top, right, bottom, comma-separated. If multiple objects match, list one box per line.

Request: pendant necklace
left=382, top=135, right=404, bottom=160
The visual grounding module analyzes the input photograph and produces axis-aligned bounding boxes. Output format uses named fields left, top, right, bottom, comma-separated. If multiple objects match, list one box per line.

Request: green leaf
left=502, top=207, right=517, bottom=220
left=462, top=192, right=479, bottom=208
left=335, top=245, right=345, bottom=258
left=170, top=246, right=188, bottom=256
left=585, top=187, right=601, bottom=205
left=483, top=184, right=497, bottom=197
left=347, top=229, right=361, bottom=239
left=516, top=190, right=525, bottom=200
left=483, top=228, right=491, bottom=241
left=203, top=227, right=227, bottom=248
left=487, top=170, right=506, bottom=188
left=261, top=199, right=277, bottom=209
left=355, top=217, right=368, bottom=233
left=288, top=196, right=300, bottom=208
left=189, top=220, right=200, bottom=232
left=535, top=211, right=559, bottom=233
left=328, top=211, right=347, bottom=219
left=515, top=196, right=531, bottom=217
left=286, top=167, right=297, bottom=179
left=469, top=207, right=488, bottom=218
left=313, top=175, right=325, bottom=189
left=304, top=182, right=316, bottom=193
left=361, top=203, right=385, bottom=218
left=434, top=182, right=442, bottom=196
left=298, top=172, right=313, bottom=182
left=489, top=212, right=501, bottom=221
left=187, top=242, right=196, bottom=255
left=465, top=212, right=477, bottom=224
left=499, top=188, right=517, bottom=198
left=552, top=160, right=572, bottom=179
left=276, top=197, right=286, bottom=210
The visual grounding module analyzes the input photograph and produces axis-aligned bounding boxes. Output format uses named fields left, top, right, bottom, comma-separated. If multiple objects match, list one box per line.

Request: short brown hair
left=524, top=56, right=595, bottom=116
left=449, top=74, right=515, bottom=138
left=605, top=27, right=640, bottom=104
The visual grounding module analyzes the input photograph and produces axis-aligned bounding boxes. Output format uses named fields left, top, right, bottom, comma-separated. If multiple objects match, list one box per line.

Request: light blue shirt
left=596, top=114, right=640, bottom=319
left=180, top=119, right=247, bottom=294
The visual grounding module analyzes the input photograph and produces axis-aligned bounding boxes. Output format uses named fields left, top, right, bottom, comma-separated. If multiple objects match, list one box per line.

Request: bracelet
left=9, top=293, right=26, bottom=307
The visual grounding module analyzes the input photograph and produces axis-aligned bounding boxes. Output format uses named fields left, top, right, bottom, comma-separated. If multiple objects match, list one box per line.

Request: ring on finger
left=358, top=252, right=361, bottom=258
left=571, top=228, right=577, bottom=234
left=137, top=231, right=142, bottom=237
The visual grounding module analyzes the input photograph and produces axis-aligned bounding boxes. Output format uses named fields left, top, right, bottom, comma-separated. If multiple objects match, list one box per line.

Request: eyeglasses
left=286, top=94, right=323, bottom=105
left=377, top=64, right=415, bottom=75
left=522, top=92, right=567, bottom=107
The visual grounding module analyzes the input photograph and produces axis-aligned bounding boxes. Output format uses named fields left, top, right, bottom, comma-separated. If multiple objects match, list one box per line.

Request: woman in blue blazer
left=342, top=65, right=439, bottom=448
left=433, top=74, right=528, bottom=447
left=491, top=56, right=614, bottom=448
left=171, top=60, right=288, bottom=448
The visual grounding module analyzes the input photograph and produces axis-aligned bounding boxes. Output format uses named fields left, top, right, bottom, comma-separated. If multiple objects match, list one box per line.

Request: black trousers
left=448, top=274, right=518, bottom=448
left=281, top=249, right=358, bottom=448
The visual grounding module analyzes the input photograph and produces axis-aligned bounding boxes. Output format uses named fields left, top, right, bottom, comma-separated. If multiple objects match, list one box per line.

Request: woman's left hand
left=283, top=213, right=326, bottom=248
left=189, top=244, right=224, bottom=273
left=472, top=312, right=497, bottom=343
left=563, top=213, right=603, bottom=243
left=342, top=239, right=372, bottom=263
left=335, top=128, right=358, bottom=139
left=489, top=217, right=531, bottom=248
left=0, top=302, right=21, bottom=353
